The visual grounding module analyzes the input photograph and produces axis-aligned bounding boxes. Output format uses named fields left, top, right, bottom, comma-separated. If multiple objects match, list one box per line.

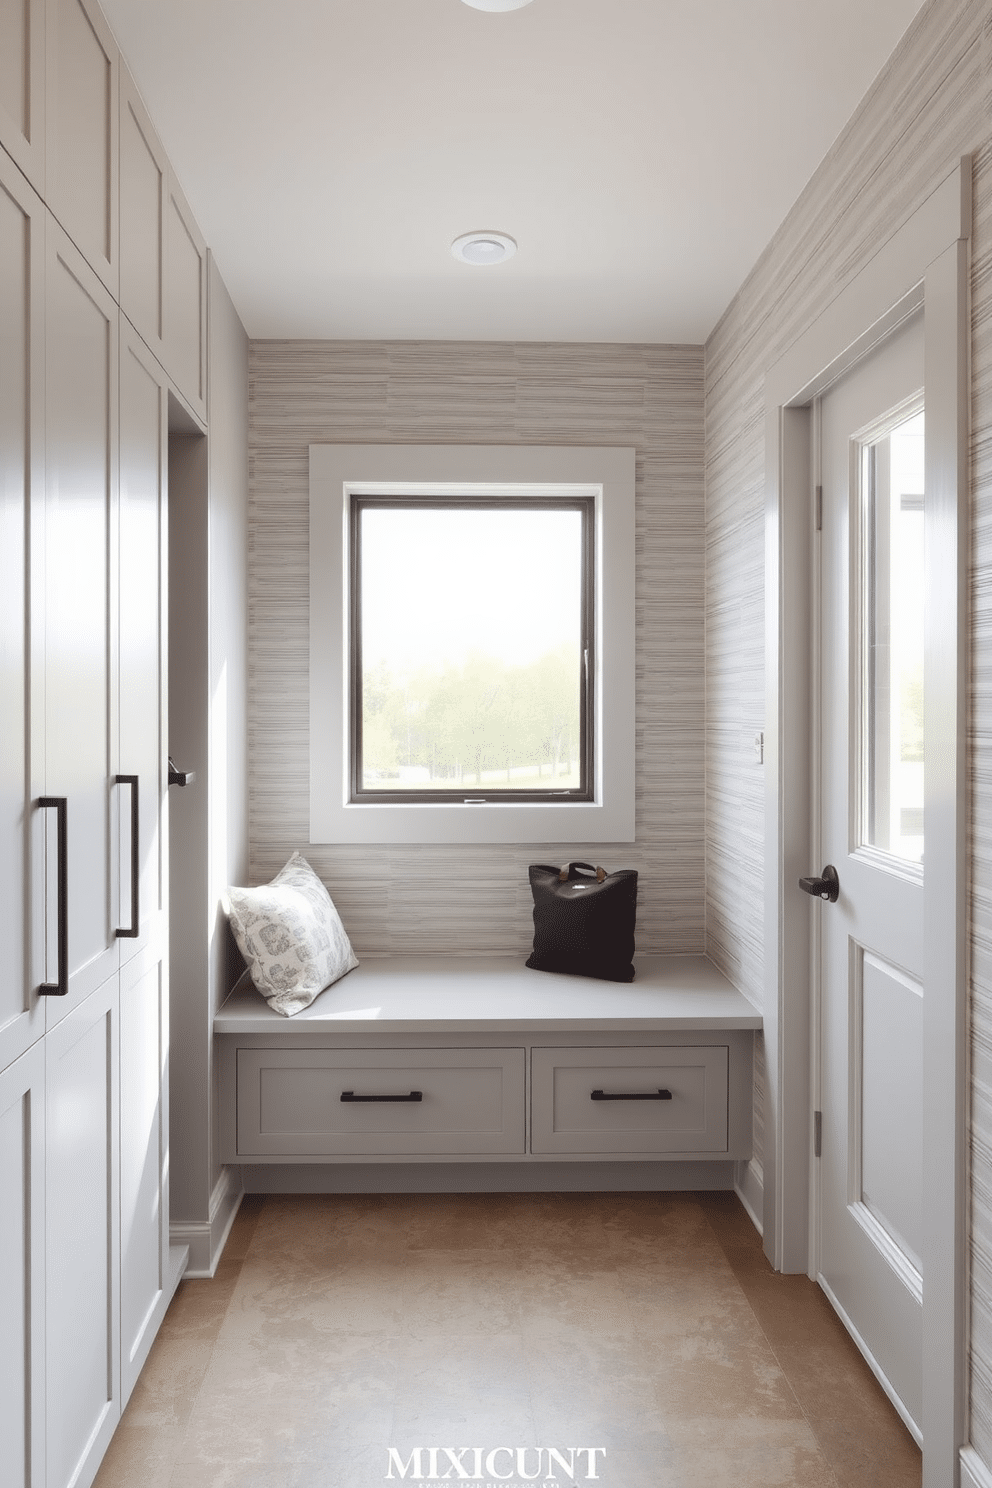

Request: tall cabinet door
left=118, top=321, right=167, bottom=965
left=44, top=220, right=120, bottom=1026
left=0, top=0, right=45, bottom=191
left=45, top=979, right=119, bottom=1488
left=118, top=322, right=170, bottom=1403
left=0, top=149, right=44, bottom=1074
left=0, top=1042, right=46, bottom=1488
left=119, top=68, right=167, bottom=367
left=45, top=0, right=119, bottom=297
left=119, top=946, right=168, bottom=1404
left=164, top=173, right=207, bottom=422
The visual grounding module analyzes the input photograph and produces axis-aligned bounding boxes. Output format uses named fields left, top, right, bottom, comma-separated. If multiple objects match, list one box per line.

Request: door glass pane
left=861, top=409, right=924, bottom=864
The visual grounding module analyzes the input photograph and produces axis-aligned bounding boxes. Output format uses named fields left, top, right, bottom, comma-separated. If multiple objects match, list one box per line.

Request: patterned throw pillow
left=226, top=852, right=358, bottom=1017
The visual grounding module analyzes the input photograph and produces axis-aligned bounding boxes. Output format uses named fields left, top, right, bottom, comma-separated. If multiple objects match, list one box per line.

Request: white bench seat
left=214, top=953, right=762, bottom=1034
left=214, top=954, right=761, bottom=1185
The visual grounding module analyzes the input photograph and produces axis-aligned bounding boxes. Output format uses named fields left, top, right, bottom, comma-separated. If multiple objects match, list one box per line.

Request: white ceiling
left=101, top=0, right=928, bottom=344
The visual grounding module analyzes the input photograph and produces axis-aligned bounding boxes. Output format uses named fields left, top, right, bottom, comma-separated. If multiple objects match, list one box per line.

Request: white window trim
left=309, top=443, right=635, bottom=845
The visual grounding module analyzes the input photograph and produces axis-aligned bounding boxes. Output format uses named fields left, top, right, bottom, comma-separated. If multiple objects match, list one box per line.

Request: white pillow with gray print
left=226, top=852, right=358, bottom=1016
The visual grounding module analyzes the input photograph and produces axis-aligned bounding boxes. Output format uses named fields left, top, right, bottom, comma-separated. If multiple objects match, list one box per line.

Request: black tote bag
left=525, top=861, right=638, bottom=983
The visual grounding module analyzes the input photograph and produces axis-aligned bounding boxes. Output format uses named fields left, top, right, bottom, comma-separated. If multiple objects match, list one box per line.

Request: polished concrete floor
left=94, top=1191, right=921, bottom=1488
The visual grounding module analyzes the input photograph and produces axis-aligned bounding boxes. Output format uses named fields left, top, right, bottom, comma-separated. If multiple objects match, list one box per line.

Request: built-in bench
left=215, top=954, right=761, bottom=1193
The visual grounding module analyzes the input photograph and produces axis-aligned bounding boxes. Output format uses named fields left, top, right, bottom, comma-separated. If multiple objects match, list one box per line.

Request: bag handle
left=559, top=862, right=607, bottom=884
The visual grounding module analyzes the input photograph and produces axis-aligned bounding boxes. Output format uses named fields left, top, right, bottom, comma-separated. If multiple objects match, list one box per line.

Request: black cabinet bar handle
left=115, top=775, right=139, bottom=938
left=591, top=1088, right=673, bottom=1101
left=39, top=797, right=68, bottom=996
left=340, top=1091, right=423, bottom=1103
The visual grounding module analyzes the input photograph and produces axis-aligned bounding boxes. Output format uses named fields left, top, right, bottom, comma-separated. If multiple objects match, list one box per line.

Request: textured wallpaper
left=248, top=341, right=705, bottom=956
left=703, top=0, right=991, bottom=1461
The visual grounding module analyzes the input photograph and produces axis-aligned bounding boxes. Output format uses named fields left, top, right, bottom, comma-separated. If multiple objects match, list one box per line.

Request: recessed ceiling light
left=451, top=231, right=517, bottom=267
left=461, top=0, right=535, bottom=10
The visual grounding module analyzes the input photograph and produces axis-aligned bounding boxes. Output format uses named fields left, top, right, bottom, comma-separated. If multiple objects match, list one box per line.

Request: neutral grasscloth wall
left=248, top=342, right=704, bottom=956
left=703, top=0, right=991, bottom=1460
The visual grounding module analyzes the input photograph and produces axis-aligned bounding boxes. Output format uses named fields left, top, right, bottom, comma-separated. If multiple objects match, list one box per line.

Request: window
left=309, top=444, right=634, bottom=844
left=350, top=496, right=594, bottom=804
left=859, top=406, right=925, bottom=865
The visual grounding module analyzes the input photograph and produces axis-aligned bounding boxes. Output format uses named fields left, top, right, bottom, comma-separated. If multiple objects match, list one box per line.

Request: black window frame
left=348, top=493, right=596, bottom=806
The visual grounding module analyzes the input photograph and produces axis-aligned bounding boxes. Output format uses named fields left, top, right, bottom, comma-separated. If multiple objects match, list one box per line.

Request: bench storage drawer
left=530, top=1045, right=729, bottom=1154
left=216, top=955, right=761, bottom=1168
left=236, top=1047, right=526, bottom=1157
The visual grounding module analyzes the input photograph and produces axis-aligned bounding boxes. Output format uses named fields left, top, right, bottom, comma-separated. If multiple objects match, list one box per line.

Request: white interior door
left=817, top=309, right=925, bottom=1437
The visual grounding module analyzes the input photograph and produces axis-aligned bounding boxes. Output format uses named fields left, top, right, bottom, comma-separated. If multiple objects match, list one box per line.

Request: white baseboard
left=170, top=1166, right=243, bottom=1277
left=961, top=1446, right=992, bottom=1488
left=240, top=1159, right=738, bottom=1195
left=734, top=1157, right=764, bottom=1234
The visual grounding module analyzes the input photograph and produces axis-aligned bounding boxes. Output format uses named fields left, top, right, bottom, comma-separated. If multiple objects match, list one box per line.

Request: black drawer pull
left=340, top=1090, right=423, bottom=1103
left=591, top=1088, right=673, bottom=1101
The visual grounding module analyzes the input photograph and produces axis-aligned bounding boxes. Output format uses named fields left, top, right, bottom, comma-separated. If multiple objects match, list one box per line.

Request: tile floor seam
left=762, top=1353, right=844, bottom=1487
left=697, top=1209, right=842, bottom=1471
left=698, top=1202, right=884, bottom=1488
left=621, top=1301, right=839, bottom=1480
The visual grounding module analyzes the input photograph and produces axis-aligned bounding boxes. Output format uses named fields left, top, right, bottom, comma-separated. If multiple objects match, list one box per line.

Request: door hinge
left=813, top=1110, right=822, bottom=1158
left=814, top=485, right=823, bottom=532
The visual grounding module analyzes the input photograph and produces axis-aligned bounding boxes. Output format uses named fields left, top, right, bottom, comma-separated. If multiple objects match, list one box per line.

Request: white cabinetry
left=118, top=320, right=171, bottom=1404
left=39, top=220, right=176, bottom=1488
left=1, top=2, right=195, bottom=1481
left=0, top=1042, right=45, bottom=1488
left=0, top=145, right=44, bottom=1079
left=119, top=946, right=169, bottom=1403
left=118, top=61, right=207, bottom=421
left=120, top=67, right=167, bottom=366
left=530, top=1045, right=730, bottom=1155
left=45, top=981, right=120, bottom=1488
left=0, top=138, right=46, bottom=1488
left=0, top=0, right=45, bottom=189
left=236, top=1047, right=527, bottom=1158
left=217, top=956, right=761, bottom=1171
left=164, top=172, right=207, bottom=421
left=46, top=0, right=119, bottom=296
left=119, top=320, right=168, bottom=967
left=43, top=219, right=120, bottom=1022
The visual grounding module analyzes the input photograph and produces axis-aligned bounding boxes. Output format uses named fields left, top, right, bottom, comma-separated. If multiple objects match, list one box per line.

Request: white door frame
left=762, top=158, right=970, bottom=1486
